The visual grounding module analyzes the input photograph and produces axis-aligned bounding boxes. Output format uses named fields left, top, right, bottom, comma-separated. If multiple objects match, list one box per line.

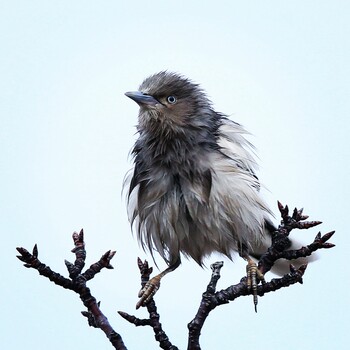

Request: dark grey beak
left=125, top=91, right=159, bottom=106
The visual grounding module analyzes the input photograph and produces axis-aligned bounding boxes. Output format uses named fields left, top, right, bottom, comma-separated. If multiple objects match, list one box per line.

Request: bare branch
left=16, top=230, right=126, bottom=350
left=17, top=202, right=335, bottom=349
left=118, top=259, right=179, bottom=350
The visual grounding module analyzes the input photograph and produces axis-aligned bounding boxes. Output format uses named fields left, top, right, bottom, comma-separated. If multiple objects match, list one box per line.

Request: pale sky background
left=2, top=1, right=349, bottom=349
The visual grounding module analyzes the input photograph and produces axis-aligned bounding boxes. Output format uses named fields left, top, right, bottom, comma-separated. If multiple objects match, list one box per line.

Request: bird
left=124, top=71, right=277, bottom=310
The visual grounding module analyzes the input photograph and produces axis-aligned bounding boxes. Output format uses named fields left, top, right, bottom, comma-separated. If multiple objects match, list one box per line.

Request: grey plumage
left=124, top=71, right=275, bottom=270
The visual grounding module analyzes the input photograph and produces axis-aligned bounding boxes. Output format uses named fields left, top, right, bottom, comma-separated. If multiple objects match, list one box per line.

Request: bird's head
left=125, top=71, right=214, bottom=132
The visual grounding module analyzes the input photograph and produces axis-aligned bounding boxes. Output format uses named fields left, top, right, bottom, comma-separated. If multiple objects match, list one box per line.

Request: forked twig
left=17, top=203, right=335, bottom=350
left=16, top=229, right=126, bottom=350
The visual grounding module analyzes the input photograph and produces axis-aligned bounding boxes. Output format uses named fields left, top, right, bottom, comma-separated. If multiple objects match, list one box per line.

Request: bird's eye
left=167, top=96, right=177, bottom=104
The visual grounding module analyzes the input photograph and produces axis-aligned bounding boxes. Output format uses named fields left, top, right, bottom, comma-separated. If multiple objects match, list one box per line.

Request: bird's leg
left=241, top=253, right=265, bottom=312
left=136, top=259, right=180, bottom=309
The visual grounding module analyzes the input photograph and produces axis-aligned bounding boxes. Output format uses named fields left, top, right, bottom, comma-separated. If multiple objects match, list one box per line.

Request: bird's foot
left=246, top=259, right=265, bottom=312
left=136, top=274, right=162, bottom=309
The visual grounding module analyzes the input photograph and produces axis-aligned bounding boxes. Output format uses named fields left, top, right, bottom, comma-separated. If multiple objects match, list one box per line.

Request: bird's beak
left=125, top=91, right=159, bottom=106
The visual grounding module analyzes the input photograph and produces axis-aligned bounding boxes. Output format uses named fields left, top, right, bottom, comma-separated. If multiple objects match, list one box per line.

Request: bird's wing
left=216, top=118, right=259, bottom=181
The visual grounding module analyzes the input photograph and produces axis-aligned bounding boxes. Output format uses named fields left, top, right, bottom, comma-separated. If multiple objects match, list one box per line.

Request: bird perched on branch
left=124, top=71, right=277, bottom=310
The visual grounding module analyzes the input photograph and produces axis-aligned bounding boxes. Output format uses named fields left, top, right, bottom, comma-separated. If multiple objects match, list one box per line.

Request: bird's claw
left=246, top=259, right=265, bottom=312
left=136, top=274, right=161, bottom=309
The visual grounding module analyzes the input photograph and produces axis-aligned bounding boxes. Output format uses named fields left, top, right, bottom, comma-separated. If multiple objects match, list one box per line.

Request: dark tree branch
left=187, top=263, right=308, bottom=349
left=118, top=203, right=335, bottom=350
left=118, top=258, right=179, bottom=350
left=17, top=203, right=335, bottom=350
left=16, top=229, right=126, bottom=350
left=185, top=202, right=335, bottom=349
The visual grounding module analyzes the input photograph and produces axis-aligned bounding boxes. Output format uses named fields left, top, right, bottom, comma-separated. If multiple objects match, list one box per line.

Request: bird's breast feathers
left=125, top=119, right=272, bottom=264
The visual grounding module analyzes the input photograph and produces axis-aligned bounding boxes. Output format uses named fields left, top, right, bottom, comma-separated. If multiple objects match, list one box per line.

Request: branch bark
left=17, top=203, right=335, bottom=349
left=16, top=229, right=126, bottom=350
